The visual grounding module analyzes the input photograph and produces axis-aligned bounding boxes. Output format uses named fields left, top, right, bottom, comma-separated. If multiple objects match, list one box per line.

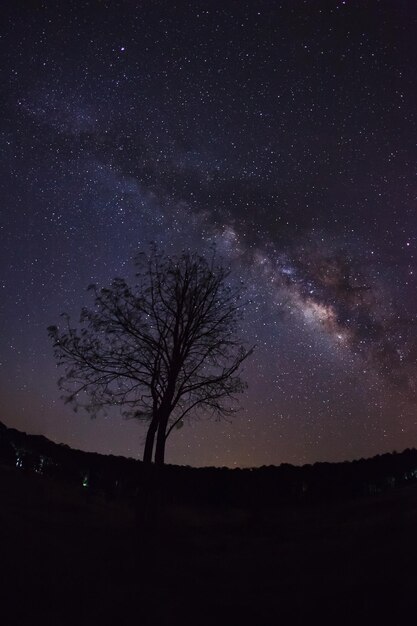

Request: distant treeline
left=1, top=420, right=417, bottom=507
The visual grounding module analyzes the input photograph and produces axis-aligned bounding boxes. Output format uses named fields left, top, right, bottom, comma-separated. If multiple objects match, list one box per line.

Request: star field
left=1, top=1, right=417, bottom=467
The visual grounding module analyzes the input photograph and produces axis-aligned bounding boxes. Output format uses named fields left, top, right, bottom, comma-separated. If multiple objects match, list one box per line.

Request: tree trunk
left=154, top=414, right=168, bottom=466
left=137, top=416, right=160, bottom=529
left=143, top=416, right=158, bottom=465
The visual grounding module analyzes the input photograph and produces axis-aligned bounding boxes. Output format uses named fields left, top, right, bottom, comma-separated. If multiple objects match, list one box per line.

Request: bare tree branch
left=49, top=246, right=253, bottom=465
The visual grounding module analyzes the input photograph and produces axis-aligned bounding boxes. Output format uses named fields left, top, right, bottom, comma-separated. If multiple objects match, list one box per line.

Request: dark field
left=1, top=465, right=416, bottom=626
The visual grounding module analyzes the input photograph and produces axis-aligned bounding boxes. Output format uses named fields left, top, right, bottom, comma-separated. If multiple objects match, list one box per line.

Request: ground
left=0, top=465, right=416, bottom=625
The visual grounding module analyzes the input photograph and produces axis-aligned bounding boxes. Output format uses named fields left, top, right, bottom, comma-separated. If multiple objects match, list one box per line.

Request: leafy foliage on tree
left=48, top=247, right=253, bottom=465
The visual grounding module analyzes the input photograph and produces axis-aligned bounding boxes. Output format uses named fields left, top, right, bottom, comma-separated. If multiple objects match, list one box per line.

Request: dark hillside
left=2, top=420, right=417, bottom=507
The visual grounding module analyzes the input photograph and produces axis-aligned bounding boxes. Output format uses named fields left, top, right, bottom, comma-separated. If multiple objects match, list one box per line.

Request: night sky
left=1, top=1, right=417, bottom=468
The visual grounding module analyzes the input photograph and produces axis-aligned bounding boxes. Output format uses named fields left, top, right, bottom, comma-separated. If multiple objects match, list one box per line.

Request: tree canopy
left=48, top=247, right=253, bottom=465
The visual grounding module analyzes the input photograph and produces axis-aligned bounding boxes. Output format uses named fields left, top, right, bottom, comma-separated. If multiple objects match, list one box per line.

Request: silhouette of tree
left=48, top=246, right=252, bottom=465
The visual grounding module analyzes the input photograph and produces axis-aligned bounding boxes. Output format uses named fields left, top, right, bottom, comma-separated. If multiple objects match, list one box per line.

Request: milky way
left=1, top=1, right=417, bottom=467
